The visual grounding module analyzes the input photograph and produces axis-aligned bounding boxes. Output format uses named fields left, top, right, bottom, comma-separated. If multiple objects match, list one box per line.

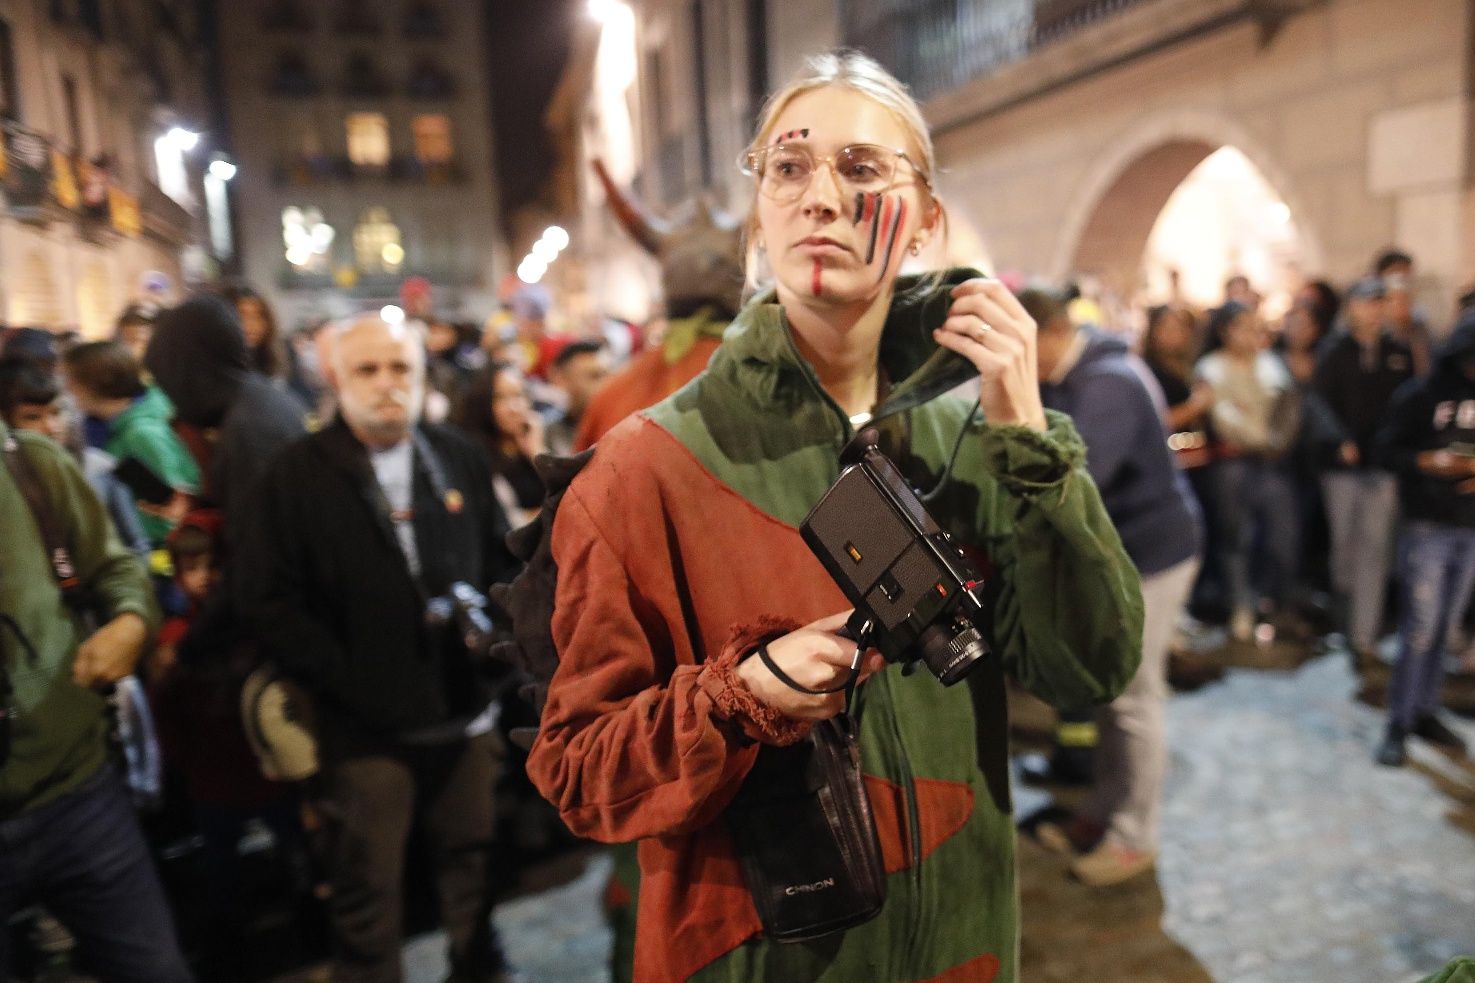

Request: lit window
left=353, top=207, right=403, bottom=274
left=412, top=114, right=452, bottom=164
left=345, top=112, right=389, bottom=167
left=283, top=206, right=334, bottom=272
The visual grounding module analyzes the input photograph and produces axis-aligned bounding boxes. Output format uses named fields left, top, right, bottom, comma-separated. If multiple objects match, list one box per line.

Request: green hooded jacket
left=103, top=385, right=199, bottom=544
left=0, top=421, right=159, bottom=815
left=527, top=270, right=1144, bottom=983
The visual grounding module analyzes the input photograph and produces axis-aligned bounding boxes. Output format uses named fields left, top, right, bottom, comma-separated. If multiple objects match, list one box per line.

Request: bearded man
left=240, top=313, right=520, bottom=983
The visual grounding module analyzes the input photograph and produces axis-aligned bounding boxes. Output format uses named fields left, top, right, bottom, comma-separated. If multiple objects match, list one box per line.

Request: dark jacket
left=146, top=295, right=309, bottom=519
left=241, top=418, right=518, bottom=737
left=1041, top=329, right=1202, bottom=576
left=1308, top=330, right=1414, bottom=469
left=1375, top=314, right=1475, bottom=528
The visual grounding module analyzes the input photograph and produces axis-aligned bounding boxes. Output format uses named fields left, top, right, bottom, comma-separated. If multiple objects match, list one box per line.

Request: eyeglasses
left=740, top=142, right=931, bottom=204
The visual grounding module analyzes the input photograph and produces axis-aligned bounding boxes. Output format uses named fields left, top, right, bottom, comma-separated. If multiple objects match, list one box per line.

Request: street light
left=588, top=0, right=625, bottom=23
left=208, top=158, right=237, bottom=181
left=166, top=127, right=200, bottom=152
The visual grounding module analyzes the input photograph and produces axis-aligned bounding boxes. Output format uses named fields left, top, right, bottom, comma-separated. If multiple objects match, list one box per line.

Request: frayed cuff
left=978, top=409, right=1086, bottom=497
left=698, top=616, right=812, bottom=747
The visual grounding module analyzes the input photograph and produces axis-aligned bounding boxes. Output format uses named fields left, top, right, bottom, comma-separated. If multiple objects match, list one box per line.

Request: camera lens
left=916, top=616, right=989, bottom=686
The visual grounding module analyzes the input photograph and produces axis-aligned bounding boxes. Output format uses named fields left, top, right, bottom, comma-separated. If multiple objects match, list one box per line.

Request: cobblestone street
left=359, top=651, right=1475, bottom=983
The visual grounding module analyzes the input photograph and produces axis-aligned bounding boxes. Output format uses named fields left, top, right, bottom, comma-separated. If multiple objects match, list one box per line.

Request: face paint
left=774, top=127, right=810, bottom=145
left=812, top=259, right=823, bottom=297
left=876, top=198, right=907, bottom=284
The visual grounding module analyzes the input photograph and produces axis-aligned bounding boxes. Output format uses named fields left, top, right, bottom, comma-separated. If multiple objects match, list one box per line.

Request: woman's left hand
left=933, top=278, right=1047, bottom=431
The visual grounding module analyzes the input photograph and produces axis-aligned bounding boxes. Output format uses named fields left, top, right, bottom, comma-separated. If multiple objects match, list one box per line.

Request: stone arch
left=1052, top=108, right=1324, bottom=295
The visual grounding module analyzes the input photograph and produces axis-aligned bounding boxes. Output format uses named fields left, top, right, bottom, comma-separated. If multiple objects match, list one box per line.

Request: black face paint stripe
left=854, top=192, right=864, bottom=224
left=866, top=195, right=888, bottom=265
left=877, top=198, right=907, bottom=283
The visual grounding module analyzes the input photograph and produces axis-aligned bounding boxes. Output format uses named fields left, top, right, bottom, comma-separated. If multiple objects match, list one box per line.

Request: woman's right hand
left=736, top=611, right=886, bottom=720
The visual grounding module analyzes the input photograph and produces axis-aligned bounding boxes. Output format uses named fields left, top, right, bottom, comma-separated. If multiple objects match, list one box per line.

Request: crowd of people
left=1, top=47, right=1473, bottom=983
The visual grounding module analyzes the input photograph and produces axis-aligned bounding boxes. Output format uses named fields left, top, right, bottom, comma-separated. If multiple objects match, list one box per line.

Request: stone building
left=0, top=0, right=207, bottom=337
left=213, top=0, right=507, bottom=328
left=571, top=0, right=1473, bottom=327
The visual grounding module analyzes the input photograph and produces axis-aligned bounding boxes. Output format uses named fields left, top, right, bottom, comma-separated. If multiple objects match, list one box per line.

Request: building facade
left=0, top=0, right=206, bottom=338
left=214, top=0, right=507, bottom=329
left=569, top=0, right=1474, bottom=328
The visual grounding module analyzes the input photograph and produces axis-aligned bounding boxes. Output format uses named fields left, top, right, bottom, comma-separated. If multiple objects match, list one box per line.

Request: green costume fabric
left=102, top=385, right=199, bottom=544
left=0, top=421, right=159, bottom=815
left=529, top=270, right=1142, bottom=982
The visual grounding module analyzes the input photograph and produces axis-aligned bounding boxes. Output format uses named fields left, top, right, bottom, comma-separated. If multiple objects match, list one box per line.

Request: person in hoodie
left=524, top=51, right=1142, bottom=983
left=1371, top=309, right=1475, bottom=766
left=145, top=293, right=309, bottom=536
left=60, top=340, right=198, bottom=548
left=1024, top=288, right=1202, bottom=887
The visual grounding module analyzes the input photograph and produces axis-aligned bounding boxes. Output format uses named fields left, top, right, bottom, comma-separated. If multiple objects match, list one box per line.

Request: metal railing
left=843, top=0, right=1148, bottom=100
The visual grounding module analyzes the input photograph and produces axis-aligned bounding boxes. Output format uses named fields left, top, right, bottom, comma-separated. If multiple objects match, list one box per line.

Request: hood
left=113, top=386, right=176, bottom=428
left=145, top=295, right=250, bottom=427
left=1434, top=309, right=1475, bottom=377
left=722, top=268, right=984, bottom=424
left=1074, top=326, right=1130, bottom=370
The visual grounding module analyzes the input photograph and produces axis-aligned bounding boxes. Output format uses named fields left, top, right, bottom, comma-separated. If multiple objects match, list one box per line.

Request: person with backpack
left=0, top=417, right=192, bottom=981
left=521, top=52, right=1142, bottom=983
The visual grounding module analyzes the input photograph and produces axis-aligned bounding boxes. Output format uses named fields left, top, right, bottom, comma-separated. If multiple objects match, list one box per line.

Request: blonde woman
left=527, top=51, right=1142, bottom=982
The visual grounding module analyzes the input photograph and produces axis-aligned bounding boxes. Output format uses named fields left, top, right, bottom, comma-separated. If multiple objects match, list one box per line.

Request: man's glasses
left=740, top=143, right=931, bottom=204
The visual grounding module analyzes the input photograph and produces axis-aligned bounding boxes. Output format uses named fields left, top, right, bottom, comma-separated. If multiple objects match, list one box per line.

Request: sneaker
left=1413, top=714, right=1468, bottom=754
left=1070, top=842, right=1156, bottom=887
left=1375, top=725, right=1407, bottom=767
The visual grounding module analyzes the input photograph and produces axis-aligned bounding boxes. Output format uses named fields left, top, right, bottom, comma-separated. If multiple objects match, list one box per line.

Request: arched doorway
left=1058, top=112, right=1319, bottom=327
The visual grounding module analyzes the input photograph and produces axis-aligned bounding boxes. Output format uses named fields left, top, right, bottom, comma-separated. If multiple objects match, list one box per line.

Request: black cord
left=919, top=398, right=981, bottom=503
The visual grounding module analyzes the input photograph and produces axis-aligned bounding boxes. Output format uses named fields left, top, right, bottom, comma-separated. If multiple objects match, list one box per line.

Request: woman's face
left=1284, top=303, right=1319, bottom=352
left=491, top=369, right=530, bottom=438
left=237, top=298, right=269, bottom=349
left=1153, top=312, right=1193, bottom=357
left=1224, top=312, right=1263, bottom=357
left=753, top=87, right=934, bottom=313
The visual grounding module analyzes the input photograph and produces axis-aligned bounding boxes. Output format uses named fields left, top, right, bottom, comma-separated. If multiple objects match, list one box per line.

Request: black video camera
left=800, top=433, right=990, bottom=685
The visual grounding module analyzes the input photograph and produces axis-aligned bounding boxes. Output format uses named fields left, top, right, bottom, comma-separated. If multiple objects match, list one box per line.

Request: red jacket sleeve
left=525, top=481, right=801, bottom=843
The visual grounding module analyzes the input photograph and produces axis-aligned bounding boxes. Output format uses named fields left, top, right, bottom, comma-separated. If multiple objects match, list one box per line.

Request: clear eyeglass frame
left=739, top=142, right=932, bottom=204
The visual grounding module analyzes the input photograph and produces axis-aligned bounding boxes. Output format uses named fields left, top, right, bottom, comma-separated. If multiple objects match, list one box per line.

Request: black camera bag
left=725, top=714, right=886, bottom=942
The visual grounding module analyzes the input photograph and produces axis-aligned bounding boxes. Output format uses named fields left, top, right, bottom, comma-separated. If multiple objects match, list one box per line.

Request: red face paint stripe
left=812, top=259, right=823, bottom=297
left=864, top=192, right=878, bottom=224
left=878, top=197, right=907, bottom=283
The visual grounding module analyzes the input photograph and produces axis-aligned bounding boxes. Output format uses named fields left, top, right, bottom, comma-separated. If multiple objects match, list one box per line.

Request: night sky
left=485, top=0, right=580, bottom=227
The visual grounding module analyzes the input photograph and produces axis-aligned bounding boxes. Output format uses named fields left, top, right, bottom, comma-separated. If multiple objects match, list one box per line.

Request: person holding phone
left=60, top=341, right=198, bottom=547
left=454, top=363, right=548, bottom=528
left=524, top=51, right=1142, bottom=983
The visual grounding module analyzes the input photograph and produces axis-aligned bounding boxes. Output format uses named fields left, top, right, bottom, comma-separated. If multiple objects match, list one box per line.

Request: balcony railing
left=843, top=0, right=1148, bottom=100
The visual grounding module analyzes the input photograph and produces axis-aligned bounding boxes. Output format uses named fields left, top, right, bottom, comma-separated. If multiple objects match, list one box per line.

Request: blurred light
left=517, top=256, right=547, bottom=284
left=166, top=127, right=200, bottom=152
left=1269, top=202, right=1291, bottom=225
left=310, top=223, right=335, bottom=249
left=542, top=225, right=570, bottom=251
left=285, top=243, right=314, bottom=267
left=588, top=0, right=623, bottom=23
left=532, top=239, right=559, bottom=263
left=208, top=158, right=237, bottom=181
left=381, top=242, right=405, bottom=266
left=380, top=305, right=405, bottom=325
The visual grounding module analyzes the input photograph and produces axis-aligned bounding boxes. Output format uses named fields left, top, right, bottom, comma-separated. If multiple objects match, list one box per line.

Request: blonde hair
left=741, top=50, right=944, bottom=291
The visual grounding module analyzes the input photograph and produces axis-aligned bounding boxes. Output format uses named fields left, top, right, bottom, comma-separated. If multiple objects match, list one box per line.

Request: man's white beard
left=341, top=385, right=422, bottom=445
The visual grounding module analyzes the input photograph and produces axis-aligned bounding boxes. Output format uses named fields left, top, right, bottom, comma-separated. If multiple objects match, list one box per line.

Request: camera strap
left=755, top=617, right=874, bottom=718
